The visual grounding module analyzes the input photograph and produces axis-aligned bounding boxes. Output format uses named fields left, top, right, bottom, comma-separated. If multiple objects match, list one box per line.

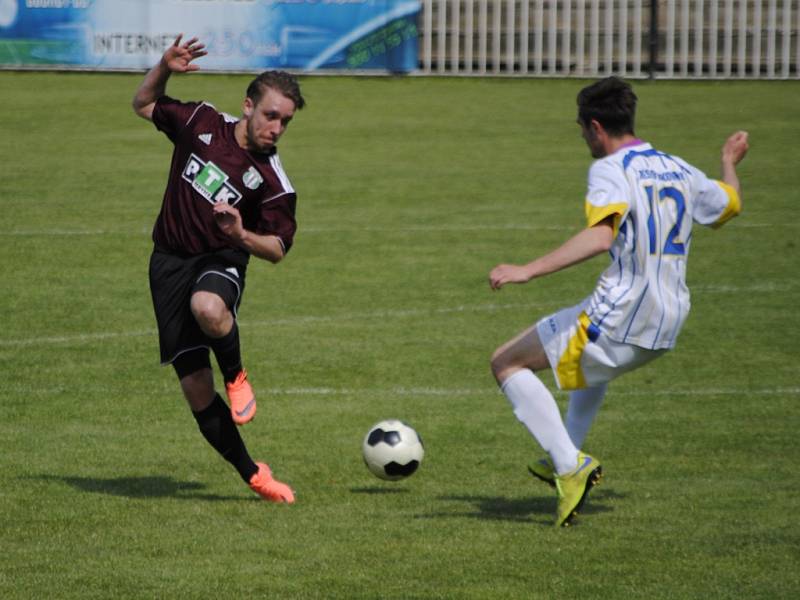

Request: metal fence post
left=649, top=0, right=659, bottom=78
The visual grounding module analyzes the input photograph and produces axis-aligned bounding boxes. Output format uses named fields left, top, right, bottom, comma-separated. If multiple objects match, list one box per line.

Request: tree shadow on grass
left=33, top=474, right=243, bottom=501
left=415, top=487, right=622, bottom=526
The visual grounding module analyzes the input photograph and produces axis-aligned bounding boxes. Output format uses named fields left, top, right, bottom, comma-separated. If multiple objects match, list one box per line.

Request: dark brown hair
left=247, top=71, right=305, bottom=110
left=577, top=76, right=637, bottom=136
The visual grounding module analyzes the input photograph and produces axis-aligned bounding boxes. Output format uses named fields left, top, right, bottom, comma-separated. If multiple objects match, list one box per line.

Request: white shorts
left=536, top=302, right=667, bottom=391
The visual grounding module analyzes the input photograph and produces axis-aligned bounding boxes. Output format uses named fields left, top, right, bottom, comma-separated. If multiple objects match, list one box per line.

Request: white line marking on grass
left=302, top=224, right=575, bottom=233
left=245, top=301, right=549, bottom=329
left=1, top=228, right=151, bottom=236
left=1, top=283, right=792, bottom=348
left=616, top=387, right=800, bottom=397
left=263, top=386, right=487, bottom=397
left=0, top=329, right=155, bottom=348
left=260, top=386, right=800, bottom=398
left=694, top=282, right=795, bottom=293
left=17, top=384, right=800, bottom=399
left=0, top=302, right=548, bottom=348
left=736, top=222, right=799, bottom=228
left=2, top=222, right=795, bottom=237
left=0, top=224, right=572, bottom=237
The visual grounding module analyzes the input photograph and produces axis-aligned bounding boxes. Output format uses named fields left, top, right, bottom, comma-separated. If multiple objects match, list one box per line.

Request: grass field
left=1, top=71, right=799, bottom=599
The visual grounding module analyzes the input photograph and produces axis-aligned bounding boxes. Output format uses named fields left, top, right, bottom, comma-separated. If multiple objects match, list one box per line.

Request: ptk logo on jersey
left=182, top=153, right=243, bottom=205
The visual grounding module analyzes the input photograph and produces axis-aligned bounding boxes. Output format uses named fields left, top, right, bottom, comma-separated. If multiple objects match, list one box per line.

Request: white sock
left=565, top=384, right=607, bottom=448
left=500, top=369, right=579, bottom=475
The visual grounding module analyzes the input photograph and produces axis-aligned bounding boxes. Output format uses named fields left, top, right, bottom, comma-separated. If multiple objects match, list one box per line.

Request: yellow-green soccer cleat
left=554, top=452, right=602, bottom=527
left=527, top=457, right=556, bottom=488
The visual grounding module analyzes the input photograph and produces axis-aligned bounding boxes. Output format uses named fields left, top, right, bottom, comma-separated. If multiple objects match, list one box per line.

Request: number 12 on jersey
left=645, top=185, right=687, bottom=256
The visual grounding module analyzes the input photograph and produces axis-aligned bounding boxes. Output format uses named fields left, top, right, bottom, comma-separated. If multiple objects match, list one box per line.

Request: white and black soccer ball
left=362, top=420, right=425, bottom=481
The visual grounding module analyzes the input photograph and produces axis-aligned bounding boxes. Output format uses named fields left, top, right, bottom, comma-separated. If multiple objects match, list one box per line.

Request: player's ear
left=243, top=97, right=254, bottom=119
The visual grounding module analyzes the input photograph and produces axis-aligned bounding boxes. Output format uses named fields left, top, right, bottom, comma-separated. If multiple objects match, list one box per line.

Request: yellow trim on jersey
left=585, top=201, right=628, bottom=237
left=710, top=181, right=742, bottom=229
left=555, top=312, right=592, bottom=391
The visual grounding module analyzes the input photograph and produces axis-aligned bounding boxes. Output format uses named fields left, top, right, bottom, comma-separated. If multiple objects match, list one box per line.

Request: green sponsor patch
left=193, top=162, right=228, bottom=197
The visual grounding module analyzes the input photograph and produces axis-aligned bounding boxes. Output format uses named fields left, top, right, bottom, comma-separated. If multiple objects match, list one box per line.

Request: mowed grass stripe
left=1, top=280, right=795, bottom=348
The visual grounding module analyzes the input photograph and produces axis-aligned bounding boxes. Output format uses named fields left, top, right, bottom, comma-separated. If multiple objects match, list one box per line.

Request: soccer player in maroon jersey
left=132, top=34, right=301, bottom=503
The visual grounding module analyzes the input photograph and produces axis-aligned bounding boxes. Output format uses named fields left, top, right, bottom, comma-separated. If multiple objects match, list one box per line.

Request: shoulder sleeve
left=687, top=164, right=741, bottom=228
left=584, top=160, right=630, bottom=237
left=257, top=193, right=297, bottom=254
left=151, top=96, right=206, bottom=143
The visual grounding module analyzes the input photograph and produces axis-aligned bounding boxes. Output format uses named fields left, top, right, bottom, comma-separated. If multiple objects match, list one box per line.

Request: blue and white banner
left=0, top=0, right=420, bottom=71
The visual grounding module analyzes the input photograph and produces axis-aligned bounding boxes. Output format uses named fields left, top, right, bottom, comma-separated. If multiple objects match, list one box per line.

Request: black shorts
left=149, top=246, right=249, bottom=365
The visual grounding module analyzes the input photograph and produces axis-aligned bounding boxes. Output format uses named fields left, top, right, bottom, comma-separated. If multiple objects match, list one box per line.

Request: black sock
left=210, top=323, right=243, bottom=383
left=192, top=393, right=258, bottom=482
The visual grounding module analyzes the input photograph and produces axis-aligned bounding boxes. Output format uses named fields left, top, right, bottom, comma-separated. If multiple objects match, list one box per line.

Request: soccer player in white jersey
left=488, top=77, right=749, bottom=527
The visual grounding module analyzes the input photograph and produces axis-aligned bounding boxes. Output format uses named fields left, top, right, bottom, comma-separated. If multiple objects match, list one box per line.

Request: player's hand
left=722, top=130, right=749, bottom=166
left=162, top=34, right=207, bottom=73
left=489, top=264, right=532, bottom=290
left=213, top=203, right=245, bottom=241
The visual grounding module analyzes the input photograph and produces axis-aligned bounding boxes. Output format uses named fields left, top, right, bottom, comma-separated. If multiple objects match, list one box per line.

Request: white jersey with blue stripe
left=584, top=141, right=741, bottom=350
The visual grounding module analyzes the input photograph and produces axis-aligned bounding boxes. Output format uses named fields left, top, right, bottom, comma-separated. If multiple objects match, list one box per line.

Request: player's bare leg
left=190, top=291, right=234, bottom=337
left=178, top=366, right=216, bottom=412
left=190, top=291, right=256, bottom=425
left=491, top=324, right=602, bottom=525
left=491, top=325, right=578, bottom=474
left=490, top=323, right=550, bottom=384
left=178, top=364, right=258, bottom=484
left=177, top=359, right=293, bottom=503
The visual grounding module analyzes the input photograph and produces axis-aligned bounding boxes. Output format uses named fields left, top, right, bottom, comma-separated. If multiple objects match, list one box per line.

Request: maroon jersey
left=150, top=96, right=297, bottom=256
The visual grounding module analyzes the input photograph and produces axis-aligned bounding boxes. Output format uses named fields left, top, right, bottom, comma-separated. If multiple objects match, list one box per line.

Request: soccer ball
left=362, top=420, right=425, bottom=481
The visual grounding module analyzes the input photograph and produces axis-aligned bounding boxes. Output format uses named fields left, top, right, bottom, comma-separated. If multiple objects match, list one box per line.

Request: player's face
left=243, top=88, right=296, bottom=152
left=579, top=119, right=606, bottom=159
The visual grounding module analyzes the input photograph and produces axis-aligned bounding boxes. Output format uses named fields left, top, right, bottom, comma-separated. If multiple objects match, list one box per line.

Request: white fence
left=418, top=0, right=800, bottom=78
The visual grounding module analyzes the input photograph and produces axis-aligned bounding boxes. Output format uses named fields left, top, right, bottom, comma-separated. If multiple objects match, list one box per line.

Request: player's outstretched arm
left=489, top=217, right=614, bottom=290
left=132, top=34, right=207, bottom=121
left=720, top=130, right=749, bottom=199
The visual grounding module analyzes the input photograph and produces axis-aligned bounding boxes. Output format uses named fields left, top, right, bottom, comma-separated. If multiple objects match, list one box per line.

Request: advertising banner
left=0, top=0, right=420, bottom=72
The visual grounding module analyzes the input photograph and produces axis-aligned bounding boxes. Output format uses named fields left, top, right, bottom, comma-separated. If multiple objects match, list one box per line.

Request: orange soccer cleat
left=248, top=463, right=295, bottom=504
left=226, top=369, right=256, bottom=425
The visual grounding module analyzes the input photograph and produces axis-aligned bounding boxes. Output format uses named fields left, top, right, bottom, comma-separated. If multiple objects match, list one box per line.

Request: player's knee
left=490, top=347, right=509, bottom=383
left=190, top=292, right=231, bottom=337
